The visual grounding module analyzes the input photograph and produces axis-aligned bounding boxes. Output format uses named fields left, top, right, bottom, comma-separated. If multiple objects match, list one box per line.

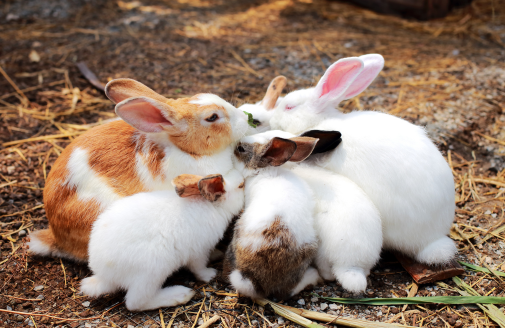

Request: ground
left=0, top=0, right=504, bottom=328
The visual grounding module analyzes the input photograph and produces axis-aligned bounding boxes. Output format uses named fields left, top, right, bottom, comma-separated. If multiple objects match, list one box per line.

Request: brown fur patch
left=225, top=217, right=317, bottom=299
left=172, top=174, right=204, bottom=197
left=105, top=78, right=169, bottom=104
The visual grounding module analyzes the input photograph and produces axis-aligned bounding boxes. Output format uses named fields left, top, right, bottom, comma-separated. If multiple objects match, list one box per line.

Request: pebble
left=82, top=301, right=90, bottom=307
left=329, top=303, right=339, bottom=310
left=377, top=311, right=383, bottom=316
left=36, top=295, right=44, bottom=300
left=320, top=303, right=328, bottom=310
left=33, top=285, right=44, bottom=291
left=6, top=306, right=12, bottom=311
left=127, top=325, right=135, bottom=328
left=6, top=166, right=15, bottom=175
left=485, top=257, right=493, bottom=264
left=251, top=320, right=258, bottom=325
left=311, top=297, right=319, bottom=302
left=297, top=299, right=305, bottom=305
left=84, top=323, right=92, bottom=328
left=16, top=315, right=24, bottom=321
left=277, top=317, right=285, bottom=325
left=18, top=230, right=26, bottom=237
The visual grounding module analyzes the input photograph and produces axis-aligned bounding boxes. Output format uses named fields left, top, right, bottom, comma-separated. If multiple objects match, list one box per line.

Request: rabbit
left=239, top=76, right=286, bottom=135
left=289, top=163, right=382, bottom=293
left=80, top=170, right=245, bottom=311
left=224, top=130, right=324, bottom=299
left=268, top=54, right=456, bottom=265
left=28, top=78, right=249, bottom=262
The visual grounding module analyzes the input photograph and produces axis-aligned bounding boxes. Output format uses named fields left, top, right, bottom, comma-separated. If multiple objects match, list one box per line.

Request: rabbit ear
left=115, top=96, right=183, bottom=133
left=198, top=174, right=225, bottom=202
left=105, top=78, right=168, bottom=104
left=261, top=76, right=287, bottom=110
left=300, top=130, right=342, bottom=154
left=172, top=174, right=204, bottom=198
left=288, top=137, right=319, bottom=162
left=340, top=54, right=384, bottom=100
left=260, top=137, right=298, bottom=166
left=314, top=58, right=364, bottom=102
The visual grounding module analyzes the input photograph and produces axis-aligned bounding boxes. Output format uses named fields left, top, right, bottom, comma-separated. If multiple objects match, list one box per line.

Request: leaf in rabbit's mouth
left=243, top=111, right=257, bottom=128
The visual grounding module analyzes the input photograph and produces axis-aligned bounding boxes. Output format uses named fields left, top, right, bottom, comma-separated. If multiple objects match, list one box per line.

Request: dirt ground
left=1, top=0, right=504, bottom=328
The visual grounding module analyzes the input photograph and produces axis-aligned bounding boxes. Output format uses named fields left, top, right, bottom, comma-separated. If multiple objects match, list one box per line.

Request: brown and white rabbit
left=28, top=79, right=248, bottom=262
left=224, top=130, right=322, bottom=299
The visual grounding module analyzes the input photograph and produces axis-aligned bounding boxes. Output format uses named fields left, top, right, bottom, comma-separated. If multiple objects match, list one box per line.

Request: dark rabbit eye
left=237, top=146, right=245, bottom=153
left=206, top=114, right=218, bottom=122
left=252, top=119, right=261, bottom=126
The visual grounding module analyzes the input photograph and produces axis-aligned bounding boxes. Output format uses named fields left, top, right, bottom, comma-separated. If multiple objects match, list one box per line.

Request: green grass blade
left=320, top=295, right=505, bottom=305
left=452, top=276, right=505, bottom=328
left=458, top=261, right=505, bottom=277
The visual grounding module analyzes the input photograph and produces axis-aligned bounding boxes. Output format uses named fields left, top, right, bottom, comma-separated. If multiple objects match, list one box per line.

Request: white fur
left=269, top=54, right=456, bottom=264
left=290, top=164, right=382, bottom=293
left=229, top=270, right=259, bottom=299
left=82, top=169, right=245, bottom=311
left=291, top=267, right=320, bottom=296
left=228, top=131, right=319, bottom=297
left=27, top=233, right=52, bottom=256
left=65, top=148, right=121, bottom=206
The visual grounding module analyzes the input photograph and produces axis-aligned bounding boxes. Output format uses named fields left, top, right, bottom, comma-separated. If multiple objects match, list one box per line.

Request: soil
left=1, top=0, right=504, bottom=328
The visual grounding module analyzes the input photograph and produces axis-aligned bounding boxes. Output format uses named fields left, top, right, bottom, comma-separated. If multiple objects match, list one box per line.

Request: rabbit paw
left=194, top=267, right=218, bottom=282
left=336, top=268, right=367, bottom=293
left=80, top=276, right=113, bottom=297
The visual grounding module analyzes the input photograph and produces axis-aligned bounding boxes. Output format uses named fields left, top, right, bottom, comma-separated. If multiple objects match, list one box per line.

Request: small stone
left=32, top=41, right=42, bottom=48
left=277, top=317, right=285, bottom=325
left=452, top=49, right=460, bottom=56
left=455, top=320, right=462, bottom=327
left=29, top=50, right=40, bottom=63
left=36, top=295, right=44, bottom=300
left=485, top=257, right=493, bottom=264
left=344, top=42, right=353, bottom=48
left=7, top=166, right=15, bottom=175
left=484, top=210, right=492, bottom=215
left=197, top=319, right=204, bottom=325
left=329, top=303, right=339, bottom=310
left=82, top=301, right=90, bottom=307
left=16, top=315, right=24, bottom=321
left=6, top=306, right=12, bottom=311
left=6, top=14, right=20, bottom=21
left=33, top=285, right=44, bottom=291
left=320, top=303, right=328, bottom=310
left=297, top=299, right=305, bottom=305
left=80, top=310, right=92, bottom=317
left=251, top=320, right=258, bottom=325
left=18, top=230, right=26, bottom=237
left=127, top=325, right=135, bottom=328
left=311, top=297, right=319, bottom=303
left=84, top=323, right=92, bottom=328
left=377, top=311, right=383, bottom=316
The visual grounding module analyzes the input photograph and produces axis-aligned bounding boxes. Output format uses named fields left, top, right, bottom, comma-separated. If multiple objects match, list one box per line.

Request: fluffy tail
left=28, top=229, right=57, bottom=256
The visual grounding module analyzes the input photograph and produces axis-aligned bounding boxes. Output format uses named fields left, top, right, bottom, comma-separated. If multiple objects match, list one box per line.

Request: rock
left=18, top=230, right=26, bottom=237
left=16, top=315, right=24, bottom=321
left=251, top=320, right=258, bottom=325
left=36, top=295, right=44, bottom=300
left=390, top=307, right=399, bottom=314
left=329, top=303, right=339, bottom=310
left=277, top=317, right=285, bottom=325
left=84, top=323, right=92, bottom=328
left=7, top=166, right=15, bottom=175
left=320, top=303, right=328, bottom=310
left=34, top=285, right=44, bottom=291
left=6, top=306, right=12, bottom=311
left=297, top=299, right=305, bottom=305
left=29, top=50, right=40, bottom=63
left=311, top=297, right=319, bottom=302
left=82, top=301, right=90, bottom=307
left=80, top=310, right=92, bottom=317
left=127, top=325, right=135, bottom=328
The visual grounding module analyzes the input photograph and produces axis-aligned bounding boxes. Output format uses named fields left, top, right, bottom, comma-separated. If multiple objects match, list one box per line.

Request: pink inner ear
left=342, top=56, right=384, bottom=100
left=116, top=98, right=172, bottom=133
left=319, top=60, right=363, bottom=98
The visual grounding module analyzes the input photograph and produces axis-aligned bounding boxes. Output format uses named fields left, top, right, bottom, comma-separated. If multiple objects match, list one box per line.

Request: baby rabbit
left=29, top=79, right=249, bottom=262
left=80, top=171, right=245, bottom=311
left=239, top=76, right=287, bottom=134
left=290, top=163, right=382, bottom=293
left=269, top=54, right=456, bottom=265
left=224, top=131, right=323, bottom=299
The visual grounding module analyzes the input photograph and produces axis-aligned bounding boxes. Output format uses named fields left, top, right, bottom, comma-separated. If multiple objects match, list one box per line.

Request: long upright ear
left=314, top=58, right=364, bottom=102
left=288, top=137, right=319, bottom=162
left=105, top=78, right=169, bottom=104
left=340, top=54, right=384, bottom=100
left=300, top=130, right=342, bottom=154
left=115, top=96, right=180, bottom=133
left=260, top=137, right=297, bottom=166
left=172, top=174, right=204, bottom=198
left=198, top=174, right=225, bottom=202
left=261, top=76, right=287, bottom=110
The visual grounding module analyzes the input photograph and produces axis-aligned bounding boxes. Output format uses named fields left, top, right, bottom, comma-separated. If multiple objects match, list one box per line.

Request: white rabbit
left=29, top=79, right=249, bottom=262
left=224, top=131, right=322, bottom=299
left=290, top=163, right=382, bottom=293
left=239, top=76, right=286, bottom=135
left=80, top=170, right=245, bottom=311
left=269, top=54, right=456, bottom=265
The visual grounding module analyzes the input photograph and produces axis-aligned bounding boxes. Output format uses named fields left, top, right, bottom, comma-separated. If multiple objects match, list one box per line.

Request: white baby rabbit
left=29, top=79, right=249, bottom=262
left=224, top=131, right=322, bottom=299
left=269, top=54, right=456, bottom=265
left=290, top=163, right=382, bottom=293
left=239, top=76, right=286, bottom=134
left=80, top=171, right=245, bottom=311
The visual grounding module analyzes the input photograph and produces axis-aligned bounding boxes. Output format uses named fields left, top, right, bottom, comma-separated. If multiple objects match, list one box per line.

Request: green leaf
left=243, top=111, right=257, bottom=128
left=458, top=261, right=505, bottom=277
left=174, top=88, right=182, bottom=94
left=320, top=295, right=505, bottom=305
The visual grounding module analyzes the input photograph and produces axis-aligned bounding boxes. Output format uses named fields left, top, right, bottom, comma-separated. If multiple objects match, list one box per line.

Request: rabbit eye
left=206, top=114, right=219, bottom=122
left=285, top=105, right=295, bottom=111
left=252, top=119, right=261, bottom=126
left=237, top=146, right=245, bottom=153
